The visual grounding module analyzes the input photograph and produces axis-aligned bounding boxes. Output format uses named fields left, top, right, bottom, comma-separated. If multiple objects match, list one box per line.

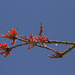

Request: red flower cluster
left=1, top=28, right=18, bottom=45
left=20, top=34, right=48, bottom=43
left=38, top=35, right=48, bottom=42
left=0, top=43, right=11, bottom=57
left=20, top=22, right=48, bottom=50
left=20, top=33, right=36, bottom=49
left=0, top=43, right=9, bottom=50
left=20, top=33, right=36, bottom=43
left=20, top=33, right=49, bottom=49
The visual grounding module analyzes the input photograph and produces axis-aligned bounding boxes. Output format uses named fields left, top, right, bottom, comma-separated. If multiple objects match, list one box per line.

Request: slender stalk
left=46, top=40, right=75, bottom=45
left=9, top=42, right=28, bottom=51
left=61, top=45, right=75, bottom=56
left=15, top=37, right=27, bottom=42
left=36, top=44, right=58, bottom=53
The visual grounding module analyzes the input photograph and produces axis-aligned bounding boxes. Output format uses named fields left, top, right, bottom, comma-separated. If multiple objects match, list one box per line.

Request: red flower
left=0, top=43, right=11, bottom=57
left=3, top=52, right=11, bottom=57
left=0, top=43, right=9, bottom=50
left=1, top=28, right=18, bottom=45
left=46, top=36, right=48, bottom=40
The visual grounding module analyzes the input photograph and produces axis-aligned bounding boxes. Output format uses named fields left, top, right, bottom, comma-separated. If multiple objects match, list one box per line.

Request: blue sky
left=0, top=0, right=75, bottom=75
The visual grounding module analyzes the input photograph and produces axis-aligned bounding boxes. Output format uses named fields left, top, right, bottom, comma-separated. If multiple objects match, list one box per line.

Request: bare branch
left=35, top=44, right=60, bottom=54
left=46, top=40, right=75, bottom=45
left=9, top=42, right=29, bottom=50
left=61, top=45, right=75, bottom=56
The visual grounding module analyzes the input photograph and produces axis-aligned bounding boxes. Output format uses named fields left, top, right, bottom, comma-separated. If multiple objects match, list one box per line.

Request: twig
left=15, top=37, right=27, bottom=42
left=9, top=42, right=29, bottom=51
left=35, top=44, right=60, bottom=54
left=46, top=40, right=75, bottom=45
left=61, top=45, right=75, bottom=56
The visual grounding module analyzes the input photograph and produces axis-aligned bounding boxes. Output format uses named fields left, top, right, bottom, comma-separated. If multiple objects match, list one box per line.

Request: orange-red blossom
left=20, top=33, right=49, bottom=49
left=0, top=43, right=11, bottom=57
left=1, top=28, right=18, bottom=45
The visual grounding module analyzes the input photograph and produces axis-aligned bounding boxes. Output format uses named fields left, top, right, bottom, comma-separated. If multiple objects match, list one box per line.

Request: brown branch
left=15, top=37, right=27, bottom=42
left=61, top=45, right=75, bottom=56
left=13, top=37, right=75, bottom=58
left=35, top=44, right=60, bottom=54
left=46, top=40, right=75, bottom=45
left=9, top=42, right=29, bottom=51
